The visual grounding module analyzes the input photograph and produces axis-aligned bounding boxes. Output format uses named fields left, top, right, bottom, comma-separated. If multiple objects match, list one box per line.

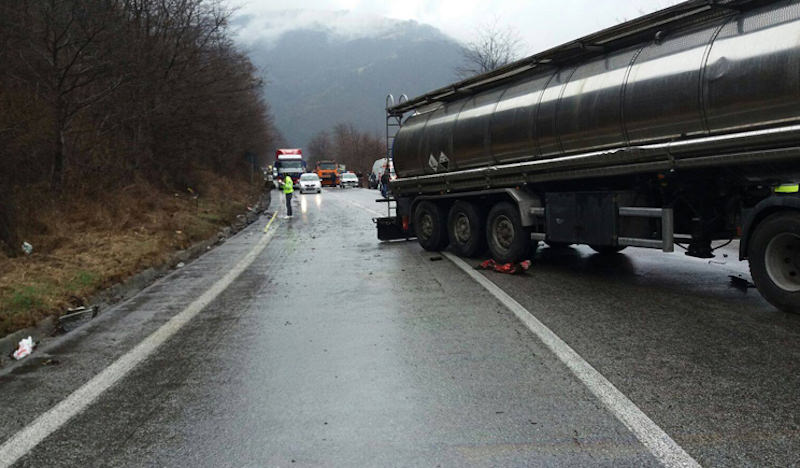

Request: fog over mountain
left=232, top=10, right=464, bottom=150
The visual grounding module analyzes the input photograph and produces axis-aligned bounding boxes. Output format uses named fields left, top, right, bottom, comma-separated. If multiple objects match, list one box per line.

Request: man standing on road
left=380, top=169, right=390, bottom=199
left=281, top=175, right=294, bottom=217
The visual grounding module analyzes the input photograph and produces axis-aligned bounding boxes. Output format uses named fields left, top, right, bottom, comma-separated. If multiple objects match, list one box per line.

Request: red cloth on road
left=475, top=259, right=531, bottom=274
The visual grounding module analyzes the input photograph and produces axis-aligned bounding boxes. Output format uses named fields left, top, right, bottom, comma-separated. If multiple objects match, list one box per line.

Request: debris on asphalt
left=176, top=262, right=185, bottom=268
left=476, top=259, right=532, bottom=275
left=429, top=256, right=443, bottom=261
left=21, top=241, right=33, bottom=255
left=42, top=358, right=60, bottom=366
left=59, top=305, right=99, bottom=323
left=729, top=275, right=755, bottom=292
left=12, top=336, right=35, bottom=360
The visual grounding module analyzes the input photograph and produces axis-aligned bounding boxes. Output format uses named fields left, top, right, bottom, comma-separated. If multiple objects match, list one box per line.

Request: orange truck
left=315, top=160, right=339, bottom=187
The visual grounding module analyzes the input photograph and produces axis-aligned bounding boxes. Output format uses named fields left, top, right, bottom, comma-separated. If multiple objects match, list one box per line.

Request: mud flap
left=375, top=217, right=414, bottom=241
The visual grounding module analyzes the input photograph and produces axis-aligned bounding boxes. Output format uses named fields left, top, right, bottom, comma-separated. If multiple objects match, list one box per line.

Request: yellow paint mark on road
left=264, top=211, right=278, bottom=233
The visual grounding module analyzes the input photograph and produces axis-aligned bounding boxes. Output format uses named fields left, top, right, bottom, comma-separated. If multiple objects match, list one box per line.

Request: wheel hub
left=419, top=213, right=434, bottom=240
left=492, top=215, right=515, bottom=252
left=765, top=232, right=800, bottom=292
left=454, top=213, right=471, bottom=244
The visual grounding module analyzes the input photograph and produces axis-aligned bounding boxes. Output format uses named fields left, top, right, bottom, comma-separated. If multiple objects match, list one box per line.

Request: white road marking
left=289, top=192, right=698, bottom=467
left=0, top=212, right=280, bottom=468
left=348, top=200, right=384, bottom=216
left=442, top=251, right=701, bottom=468
left=325, top=189, right=385, bottom=216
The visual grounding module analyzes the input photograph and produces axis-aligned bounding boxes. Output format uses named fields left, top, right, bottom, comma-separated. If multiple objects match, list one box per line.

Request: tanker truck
left=376, top=0, right=800, bottom=313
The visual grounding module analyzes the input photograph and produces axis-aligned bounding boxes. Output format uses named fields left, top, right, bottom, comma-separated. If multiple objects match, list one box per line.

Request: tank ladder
left=383, top=93, right=407, bottom=217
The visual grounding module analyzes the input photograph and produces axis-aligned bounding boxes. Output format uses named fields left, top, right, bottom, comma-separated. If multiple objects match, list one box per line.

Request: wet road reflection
left=5, top=188, right=799, bottom=468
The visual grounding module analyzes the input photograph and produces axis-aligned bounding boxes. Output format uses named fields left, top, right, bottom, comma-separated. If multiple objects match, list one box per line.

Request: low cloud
left=232, top=9, right=429, bottom=48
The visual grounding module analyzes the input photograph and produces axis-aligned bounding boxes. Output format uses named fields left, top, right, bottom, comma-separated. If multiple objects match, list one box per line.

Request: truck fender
left=740, top=194, right=800, bottom=260
left=502, top=189, right=543, bottom=227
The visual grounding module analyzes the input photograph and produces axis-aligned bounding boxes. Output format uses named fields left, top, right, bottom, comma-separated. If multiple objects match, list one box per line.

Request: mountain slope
left=235, top=11, right=464, bottom=149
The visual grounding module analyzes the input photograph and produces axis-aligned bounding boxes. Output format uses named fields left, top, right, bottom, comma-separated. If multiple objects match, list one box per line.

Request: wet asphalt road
left=1, top=187, right=799, bottom=467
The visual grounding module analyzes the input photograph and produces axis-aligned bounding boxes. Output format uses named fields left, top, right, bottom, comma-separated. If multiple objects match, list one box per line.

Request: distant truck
left=274, top=149, right=306, bottom=187
left=369, top=158, right=395, bottom=189
left=315, top=160, right=339, bottom=187
left=377, top=0, right=800, bottom=313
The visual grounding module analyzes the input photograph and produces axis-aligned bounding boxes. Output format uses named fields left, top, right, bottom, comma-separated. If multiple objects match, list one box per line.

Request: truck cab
left=275, top=148, right=305, bottom=188
left=316, top=160, right=339, bottom=187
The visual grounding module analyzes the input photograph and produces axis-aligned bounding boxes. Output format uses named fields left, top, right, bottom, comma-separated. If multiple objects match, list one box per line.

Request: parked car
left=298, top=173, right=322, bottom=193
left=339, top=172, right=359, bottom=188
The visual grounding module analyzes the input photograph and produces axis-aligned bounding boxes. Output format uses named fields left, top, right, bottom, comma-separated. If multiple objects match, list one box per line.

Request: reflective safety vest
left=283, top=176, right=294, bottom=194
left=775, top=183, right=799, bottom=194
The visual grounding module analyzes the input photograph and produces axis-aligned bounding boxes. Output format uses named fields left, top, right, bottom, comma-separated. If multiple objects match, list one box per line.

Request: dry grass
left=0, top=172, right=261, bottom=336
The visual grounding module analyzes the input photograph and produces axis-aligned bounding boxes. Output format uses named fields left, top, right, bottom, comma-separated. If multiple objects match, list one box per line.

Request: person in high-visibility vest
left=281, top=175, right=294, bottom=217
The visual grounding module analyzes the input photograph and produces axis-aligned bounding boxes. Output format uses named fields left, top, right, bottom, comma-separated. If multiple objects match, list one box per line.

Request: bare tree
left=10, top=0, right=124, bottom=191
left=307, top=131, right=332, bottom=169
left=0, top=0, right=278, bottom=248
left=456, top=20, right=524, bottom=79
left=317, top=123, right=386, bottom=179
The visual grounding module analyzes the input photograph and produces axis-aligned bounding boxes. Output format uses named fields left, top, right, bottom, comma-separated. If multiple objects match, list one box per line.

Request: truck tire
left=486, top=202, right=532, bottom=263
left=414, top=201, right=449, bottom=251
left=748, top=211, right=800, bottom=313
left=589, top=245, right=627, bottom=255
left=448, top=201, right=486, bottom=257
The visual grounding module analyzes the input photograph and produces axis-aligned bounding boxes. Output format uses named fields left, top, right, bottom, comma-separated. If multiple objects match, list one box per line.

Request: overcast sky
left=230, top=0, right=683, bottom=53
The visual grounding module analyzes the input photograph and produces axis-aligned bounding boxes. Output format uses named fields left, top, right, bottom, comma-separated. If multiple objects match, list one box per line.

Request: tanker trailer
left=377, top=0, right=800, bottom=313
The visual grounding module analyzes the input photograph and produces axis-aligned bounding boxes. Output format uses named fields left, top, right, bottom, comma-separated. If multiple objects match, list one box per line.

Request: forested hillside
left=0, top=0, right=276, bottom=334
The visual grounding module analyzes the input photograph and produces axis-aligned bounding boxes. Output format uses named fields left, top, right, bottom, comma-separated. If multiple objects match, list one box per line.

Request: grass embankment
left=0, top=172, right=264, bottom=337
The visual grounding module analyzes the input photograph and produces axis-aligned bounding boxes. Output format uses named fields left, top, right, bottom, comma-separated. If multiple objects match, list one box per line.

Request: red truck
left=274, top=149, right=306, bottom=187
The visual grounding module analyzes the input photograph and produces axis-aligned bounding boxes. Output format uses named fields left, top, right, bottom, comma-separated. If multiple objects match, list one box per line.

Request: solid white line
left=0, top=212, right=280, bottom=468
left=326, top=194, right=698, bottom=467
left=441, top=251, right=701, bottom=468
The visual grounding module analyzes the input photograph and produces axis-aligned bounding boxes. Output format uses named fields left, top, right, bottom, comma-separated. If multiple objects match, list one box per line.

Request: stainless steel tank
left=393, top=1, right=800, bottom=178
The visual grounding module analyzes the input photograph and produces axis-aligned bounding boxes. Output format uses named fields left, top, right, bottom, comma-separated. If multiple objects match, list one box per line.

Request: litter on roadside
left=59, top=305, right=99, bottom=322
left=476, top=259, right=532, bottom=275
left=21, top=241, right=33, bottom=255
left=12, top=336, right=35, bottom=360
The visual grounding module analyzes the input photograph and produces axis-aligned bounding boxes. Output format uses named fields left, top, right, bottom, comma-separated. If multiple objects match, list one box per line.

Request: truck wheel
left=486, top=202, right=532, bottom=263
left=589, top=245, right=627, bottom=255
left=414, top=201, right=449, bottom=251
left=448, top=201, right=485, bottom=257
left=748, top=211, right=800, bottom=313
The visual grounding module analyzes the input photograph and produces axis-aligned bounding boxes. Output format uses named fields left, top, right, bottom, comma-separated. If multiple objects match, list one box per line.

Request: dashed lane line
left=0, top=212, right=280, bottom=468
left=323, top=189, right=385, bottom=216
